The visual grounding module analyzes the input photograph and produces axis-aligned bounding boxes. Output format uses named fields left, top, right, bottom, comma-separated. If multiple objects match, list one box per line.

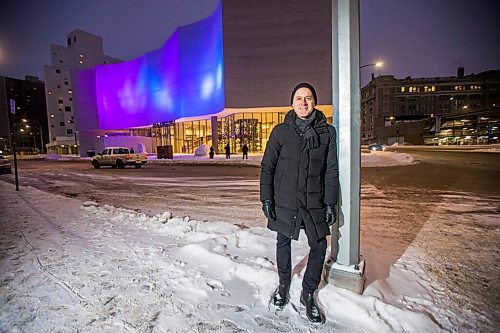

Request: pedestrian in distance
left=225, top=143, right=231, bottom=159
left=242, top=143, right=249, bottom=159
left=209, top=146, right=215, bottom=159
left=260, top=82, right=339, bottom=324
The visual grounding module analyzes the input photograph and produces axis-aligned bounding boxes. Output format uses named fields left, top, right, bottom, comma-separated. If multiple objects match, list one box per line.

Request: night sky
left=0, top=0, right=498, bottom=86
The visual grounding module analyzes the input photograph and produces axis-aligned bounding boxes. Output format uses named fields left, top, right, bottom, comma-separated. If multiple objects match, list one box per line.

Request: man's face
left=292, top=87, right=316, bottom=119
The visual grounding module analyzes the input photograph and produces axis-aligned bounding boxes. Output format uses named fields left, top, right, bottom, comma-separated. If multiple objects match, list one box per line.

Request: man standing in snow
left=260, top=82, right=339, bottom=323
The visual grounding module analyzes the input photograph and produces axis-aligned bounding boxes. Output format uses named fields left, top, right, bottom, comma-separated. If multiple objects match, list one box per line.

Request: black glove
left=262, top=200, right=277, bottom=221
left=325, top=204, right=336, bottom=226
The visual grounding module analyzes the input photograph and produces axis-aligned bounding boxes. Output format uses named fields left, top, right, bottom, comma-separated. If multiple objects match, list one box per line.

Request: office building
left=0, top=75, right=48, bottom=154
left=361, top=68, right=500, bottom=145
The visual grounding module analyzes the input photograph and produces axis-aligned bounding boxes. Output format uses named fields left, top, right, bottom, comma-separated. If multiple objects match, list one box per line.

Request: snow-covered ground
left=0, top=151, right=498, bottom=332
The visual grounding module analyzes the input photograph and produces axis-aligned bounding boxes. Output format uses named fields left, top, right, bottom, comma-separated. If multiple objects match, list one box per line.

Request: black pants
left=276, top=231, right=327, bottom=294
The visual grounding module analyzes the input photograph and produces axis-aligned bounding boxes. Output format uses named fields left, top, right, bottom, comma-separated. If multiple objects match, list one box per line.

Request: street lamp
left=360, top=61, right=383, bottom=69
left=360, top=61, right=384, bottom=81
left=22, top=118, right=44, bottom=154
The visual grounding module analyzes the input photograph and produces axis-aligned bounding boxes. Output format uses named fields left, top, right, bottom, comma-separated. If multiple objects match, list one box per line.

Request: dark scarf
left=295, top=109, right=319, bottom=149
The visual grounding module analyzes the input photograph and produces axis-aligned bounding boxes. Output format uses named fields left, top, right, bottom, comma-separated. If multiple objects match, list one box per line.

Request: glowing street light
left=21, top=118, right=44, bottom=154
left=360, top=61, right=383, bottom=69
left=360, top=61, right=384, bottom=79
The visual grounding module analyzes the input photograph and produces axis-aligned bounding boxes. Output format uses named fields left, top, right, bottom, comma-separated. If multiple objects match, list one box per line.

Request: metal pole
left=12, top=143, right=19, bottom=191
left=4, top=96, right=20, bottom=190
left=32, top=133, right=36, bottom=153
left=8, top=120, right=19, bottom=190
left=326, top=0, right=365, bottom=294
left=39, top=125, right=44, bottom=154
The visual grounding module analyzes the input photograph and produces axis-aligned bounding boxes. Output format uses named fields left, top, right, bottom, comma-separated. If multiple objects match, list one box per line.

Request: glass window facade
left=216, top=112, right=285, bottom=154
left=149, top=107, right=332, bottom=155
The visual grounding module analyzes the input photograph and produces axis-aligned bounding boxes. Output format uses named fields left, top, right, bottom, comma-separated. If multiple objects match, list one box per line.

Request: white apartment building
left=44, top=29, right=120, bottom=154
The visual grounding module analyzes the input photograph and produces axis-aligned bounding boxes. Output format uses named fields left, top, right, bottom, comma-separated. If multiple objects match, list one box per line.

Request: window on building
left=79, top=60, right=84, bottom=64
left=56, top=69, right=61, bottom=74
left=51, top=125, right=55, bottom=128
left=67, top=120, right=74, bottom=124
left=48, top=91, right=52, bottom=95
left=50, top=114, right=55, bottom=118
left=59, top=60, right=63, bottom=63
left=67, top=38, right=71, bottom=46
left=66, top=129, right=73, bottom=135
left=64, top=81, right=68, bottom=85
left=57, top=99, right=63, bottom=104
left=60, top=122, right=65, bottom=126
left=57, top=85, right=61, bottom=88
left=68, top=89, right=73, bottom=94
left=69, top=97, right=73, bottom=101
left=64, top=106, right=71, bottom=112
left=401, top=87, right=405, bottom=92
left=73, top=36, right=76, bottom=42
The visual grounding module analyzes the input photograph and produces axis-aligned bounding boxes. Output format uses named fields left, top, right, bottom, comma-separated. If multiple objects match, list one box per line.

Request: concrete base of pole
left=324, top=258, right=365, bottom=294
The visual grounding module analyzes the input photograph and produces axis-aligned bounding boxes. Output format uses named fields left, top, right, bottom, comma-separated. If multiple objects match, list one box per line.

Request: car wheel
left=135, top=164, right=142, bottom=169
left=92, top=161, right=100, bottom=169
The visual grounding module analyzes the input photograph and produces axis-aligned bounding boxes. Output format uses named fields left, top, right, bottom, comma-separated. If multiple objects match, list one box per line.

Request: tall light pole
left=22, top=119, right=44, bottom=154
left=5, top=97, right=19, bottom=191
left=329, top=0, right=365, bottom=294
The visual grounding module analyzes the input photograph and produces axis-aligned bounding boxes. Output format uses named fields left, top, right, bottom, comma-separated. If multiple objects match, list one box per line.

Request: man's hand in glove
left=262, top=200, right=276, bottom=221
left=325, top=204, right=336, bottom=226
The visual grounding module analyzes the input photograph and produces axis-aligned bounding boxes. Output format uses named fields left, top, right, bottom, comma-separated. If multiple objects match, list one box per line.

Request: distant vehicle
left=91, top=147, right=147, bottom=169
left=0, top=156, right=12, bottom=174
left=367, top=143, right=385, bottom=151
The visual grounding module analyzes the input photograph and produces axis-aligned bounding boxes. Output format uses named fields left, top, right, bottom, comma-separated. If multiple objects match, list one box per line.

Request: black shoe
left=300, top=290, right=325, bottom=324
left=273, top=284, right=290, bottom=309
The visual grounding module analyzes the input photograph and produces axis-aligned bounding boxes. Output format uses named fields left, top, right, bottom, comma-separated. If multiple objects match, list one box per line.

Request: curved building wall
left=94, top=2, right=224, bottom=130
left=221, top=0, right=332, bottom=108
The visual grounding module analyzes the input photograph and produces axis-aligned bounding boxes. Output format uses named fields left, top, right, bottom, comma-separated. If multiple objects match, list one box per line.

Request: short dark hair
left=291, top=82, right=317, bottom=105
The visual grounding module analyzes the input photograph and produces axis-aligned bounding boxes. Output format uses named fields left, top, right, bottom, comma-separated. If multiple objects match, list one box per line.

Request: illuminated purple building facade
left=74, top=0, right=332, bottom=156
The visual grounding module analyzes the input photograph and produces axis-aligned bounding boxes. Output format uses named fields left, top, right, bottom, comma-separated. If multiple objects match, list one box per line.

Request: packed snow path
left=1, top=180, right=498, bottom=332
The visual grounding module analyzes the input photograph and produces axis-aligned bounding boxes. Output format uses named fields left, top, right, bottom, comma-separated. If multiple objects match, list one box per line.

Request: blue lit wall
left=95, top=2, right=224, bottom=130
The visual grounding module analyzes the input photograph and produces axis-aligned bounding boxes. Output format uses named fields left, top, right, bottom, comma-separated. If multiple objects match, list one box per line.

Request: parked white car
left=91, top=147, right=147, bottom=169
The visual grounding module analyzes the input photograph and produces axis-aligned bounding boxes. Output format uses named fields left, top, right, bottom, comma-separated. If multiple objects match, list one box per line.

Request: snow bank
left=0, top=182, right=447, bottom=332
left=147, top=151, right=416, bottom=168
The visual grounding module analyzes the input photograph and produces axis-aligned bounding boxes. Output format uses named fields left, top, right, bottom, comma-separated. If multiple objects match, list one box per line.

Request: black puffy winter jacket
left=260, top=109, right=339, bottom=240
